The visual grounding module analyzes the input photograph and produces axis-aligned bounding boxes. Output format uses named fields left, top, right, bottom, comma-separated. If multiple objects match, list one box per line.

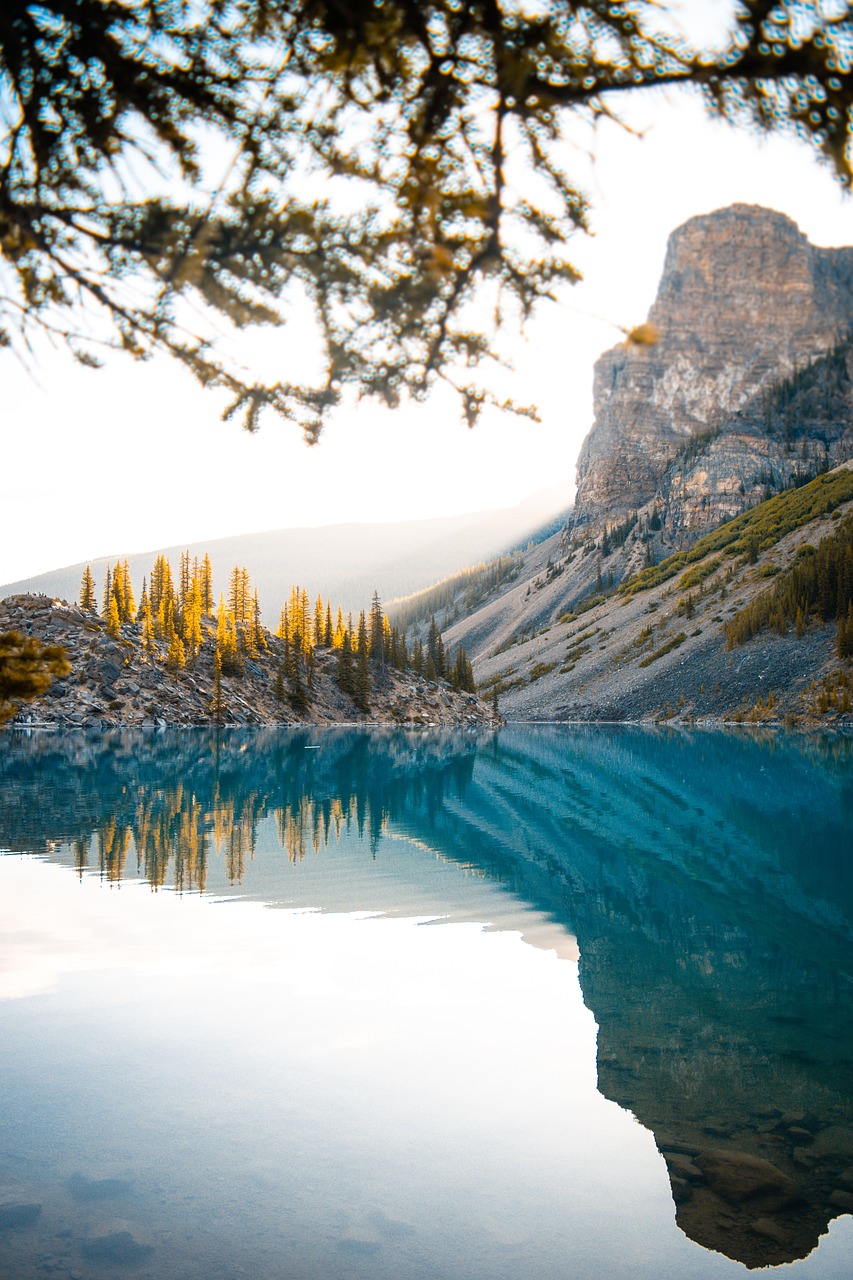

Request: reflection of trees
left=0, top=728, right=479, bottom=890
left=278, top=796, right=357, bottom=864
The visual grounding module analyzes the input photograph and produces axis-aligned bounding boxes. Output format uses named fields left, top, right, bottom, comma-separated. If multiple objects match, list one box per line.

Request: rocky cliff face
left=572, top=204, right=853, bottom=543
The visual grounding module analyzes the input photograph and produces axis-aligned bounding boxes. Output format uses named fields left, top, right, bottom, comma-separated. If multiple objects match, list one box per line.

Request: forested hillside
left=0, top=551, right=487, bottom=729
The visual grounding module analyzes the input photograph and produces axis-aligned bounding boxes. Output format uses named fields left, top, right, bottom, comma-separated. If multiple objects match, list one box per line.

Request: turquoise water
left=0, top=725, right=851, bottom=1279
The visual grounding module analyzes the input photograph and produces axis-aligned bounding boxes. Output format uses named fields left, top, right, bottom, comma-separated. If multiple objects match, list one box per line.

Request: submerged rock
left=81, top=1226, right=153, bottom=1265
left=68, top=1172, right=132, bottom=1202
left=0, top=1202, right=42, bottom=1230
left=695, top=1148, right=799, bottom=1211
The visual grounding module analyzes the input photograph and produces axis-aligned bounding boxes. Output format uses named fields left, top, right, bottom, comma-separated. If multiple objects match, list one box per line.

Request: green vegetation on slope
left=388, top=553, right=522, bottom=633
left=620, top=467, right=853, bottom=599
left=638, top=632, right=688, bottom=669
left=726, top=512, right=853, bottom=657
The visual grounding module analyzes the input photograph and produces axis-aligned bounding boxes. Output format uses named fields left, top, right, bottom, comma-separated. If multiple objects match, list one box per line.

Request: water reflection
left=0, top=728, right=478, bottom=890
left=1, top=724, right=852, bottom=1272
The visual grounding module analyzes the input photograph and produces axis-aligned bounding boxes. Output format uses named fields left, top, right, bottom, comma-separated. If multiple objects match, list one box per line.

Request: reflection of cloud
left=0, top=855, right=305, bottom=1002
left=2, top=855, right=579, bottom=1016
left=0, top=852, right=599, bottom=1119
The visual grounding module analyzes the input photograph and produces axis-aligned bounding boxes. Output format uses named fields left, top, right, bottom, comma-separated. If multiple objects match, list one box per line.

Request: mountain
left=0, top=487, right=572, bottom=624
left=440, top=206, right=853, bottom=723
left=574, top=204, right=853, bottom=544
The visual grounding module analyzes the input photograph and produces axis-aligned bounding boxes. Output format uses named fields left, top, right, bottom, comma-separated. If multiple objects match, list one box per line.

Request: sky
left=3, top=7, right=853, bottom=586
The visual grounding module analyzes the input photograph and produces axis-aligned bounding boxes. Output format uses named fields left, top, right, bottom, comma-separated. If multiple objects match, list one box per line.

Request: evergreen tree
left=166, top=632, right=186, bottom=671
left=201, top=555, right=214, bottom=614
left=336, top=631, right=355, bottom=696
left=179, top=550, right=192, bottom=615
left=157, top=592, right=176, bottom=642
left=101, top=564, right=112, bottom=617
left=111, top=562, right=125, bottom=622
left=141, top=592, right=156, bottom=656
left=252, top=589, right=267, bottom=652
left=286, top=628, right=308, bottom=714
left=4, top=1, right=848, bottom=441
left=79, top=566, right=96, bottom=612
left=150, top=554, right=175, bottom=617
left=333, top=606, right=346, bottom=649
left=211, top=647, right=224, bottom=725
left=324, top=603, right=334, bottom=649
left=354, top=613, right=371, bottom=712
left=300, top=589, right=312, bottom=651
left=389, top=625, right=408, bottom=671
left=106, top=594, right=121, bottom=639
left=451, top=646, right=476, bottom=693
left=435, top=633, right=447, bottom=680
left=182, top=579, right=203, bottom=658
left=112, top=560, right=135, bottom=624
left=369, top=590, right=385, bottom=665
left=243, top=603, right=259, bottom=659
left=228, top=565, right=251, bottom=629
left=216, top=594, right=243, bottom=675
left=122, top=561, right=136, bottom=621
left=427, top=615, right=439, bottom=671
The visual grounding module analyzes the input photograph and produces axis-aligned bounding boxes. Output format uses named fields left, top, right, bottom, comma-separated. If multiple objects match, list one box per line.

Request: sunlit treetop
left=2, top=0, right=852, bottom=439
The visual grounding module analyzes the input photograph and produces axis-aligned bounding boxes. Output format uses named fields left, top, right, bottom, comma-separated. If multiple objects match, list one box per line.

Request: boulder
left=695, top=1149, right=799, bottom=1211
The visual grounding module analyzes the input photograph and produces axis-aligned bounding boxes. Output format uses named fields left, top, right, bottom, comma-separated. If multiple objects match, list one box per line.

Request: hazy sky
left=4, top=30, right=853, bottom=585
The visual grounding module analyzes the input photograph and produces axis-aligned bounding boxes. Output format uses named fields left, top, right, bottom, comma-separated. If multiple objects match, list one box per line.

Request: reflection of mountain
left=1, top=725, right=852, bottom=1267
left=401, top=728, right=853, bottom=1269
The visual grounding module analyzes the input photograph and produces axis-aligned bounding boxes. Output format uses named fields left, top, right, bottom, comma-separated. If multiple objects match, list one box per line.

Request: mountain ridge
left=1, top=490, right=572, bottom=623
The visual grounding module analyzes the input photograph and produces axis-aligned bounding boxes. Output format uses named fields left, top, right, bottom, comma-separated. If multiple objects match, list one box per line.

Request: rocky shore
left=0, top=595, right=500, bottom=731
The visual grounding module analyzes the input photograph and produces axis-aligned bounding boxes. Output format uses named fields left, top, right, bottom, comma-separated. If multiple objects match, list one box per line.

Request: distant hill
left=1, top=487, right=572, bottom=624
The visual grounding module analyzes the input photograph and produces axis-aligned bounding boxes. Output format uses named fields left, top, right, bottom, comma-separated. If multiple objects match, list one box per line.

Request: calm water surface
left=0, top=725, right=852, bottom=1280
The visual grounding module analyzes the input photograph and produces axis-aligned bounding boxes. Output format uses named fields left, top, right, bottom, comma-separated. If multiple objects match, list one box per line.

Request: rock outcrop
left=572, top=205, right=853, bottom=542
left=0, top=595, right=499, bottom=730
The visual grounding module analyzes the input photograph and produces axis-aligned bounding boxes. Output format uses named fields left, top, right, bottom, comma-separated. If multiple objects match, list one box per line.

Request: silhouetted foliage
left=3, top=2, right=853, bottom=435
left=0, top=630, right=70, bottom=723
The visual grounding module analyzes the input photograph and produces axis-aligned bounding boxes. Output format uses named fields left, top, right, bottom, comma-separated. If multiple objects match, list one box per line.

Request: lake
left=1, top=725, right=852, bottom=1280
